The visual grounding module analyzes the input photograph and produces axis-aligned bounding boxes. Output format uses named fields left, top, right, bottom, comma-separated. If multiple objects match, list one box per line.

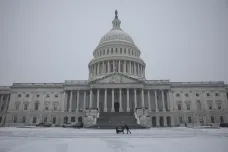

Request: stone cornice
left=12, top=83, right=64, bottom=88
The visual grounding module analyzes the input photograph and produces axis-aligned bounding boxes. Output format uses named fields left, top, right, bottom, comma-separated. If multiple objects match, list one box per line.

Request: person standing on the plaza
left=124, top=124, right=131, bottom=134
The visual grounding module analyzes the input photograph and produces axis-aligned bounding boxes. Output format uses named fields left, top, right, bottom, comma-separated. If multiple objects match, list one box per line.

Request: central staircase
left=88, top=112, right=146, bottom=129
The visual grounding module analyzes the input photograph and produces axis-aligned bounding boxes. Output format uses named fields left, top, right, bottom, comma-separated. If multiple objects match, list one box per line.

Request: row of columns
left=66, top=89, right=168, bottom=112
left=95, top=47, right=139, bottom=58
left=89, top=60, right=145, bottom=77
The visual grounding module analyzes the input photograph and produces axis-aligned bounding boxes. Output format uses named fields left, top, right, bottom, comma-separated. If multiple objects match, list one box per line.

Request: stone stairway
left=89, top=112, right=147, bottom=129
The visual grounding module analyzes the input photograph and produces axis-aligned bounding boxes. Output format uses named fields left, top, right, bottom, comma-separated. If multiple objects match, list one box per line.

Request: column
left=134, top=89, right=137, bottom=108
left=155, top=90, right=158, bottom=112
left=140, top=65, right=142, bottom=76
left=141, top=89, right=145, bottom=107
left=5, top=95, right=10, bottom=112
left=103, top=61, right=105, bottom=74
left=89, top=90, right=93, bottom=108
left=127, top=89, right=130, bottom=112
left=97, top=89, right=100, bottom=109
left=108, top=61, right=110, bottom=73
left=111, top=89, right=115, bottom=112
left=104, top=89, right=107, bottom=112
left=62, top=91, right=66, bottom=112
left=138, top=64, right=140, bottom=76
left=93, top=65, right=96, bottom=75
left=113, top=60, right=115, bottom=72
left=162, top=90, right=166, bottom=112
left=118, top=60, right=121, bottom=72
left=83, top=91, right=86, bottom=110
left=76, top=90, right=80, bottom=111
left=148, top=90, right=151, bottom=112
left=134, top=62, right=136, bottom=75
left=69, top=91, right=73, bottom=112
left=119, top=89, right=123, bottom=112
left=129, top=62, right=132, bottom=74
left=97, top=62, right=100, bottom=75
left=124, top=60, right=126, bottom=73
left=169, top=91, right=173, bottom=112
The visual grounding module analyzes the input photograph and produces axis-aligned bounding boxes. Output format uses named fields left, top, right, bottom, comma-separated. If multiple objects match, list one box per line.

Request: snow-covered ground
left=0, top=127, right=228, bottom=152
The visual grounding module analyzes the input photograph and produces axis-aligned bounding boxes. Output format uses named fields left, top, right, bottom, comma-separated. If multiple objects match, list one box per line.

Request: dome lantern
left=112, top=10, right=121, bottom=30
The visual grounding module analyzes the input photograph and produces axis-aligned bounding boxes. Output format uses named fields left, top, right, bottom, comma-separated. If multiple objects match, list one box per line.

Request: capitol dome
left=98, top=11, right=135, bottom=45
left=88, top=10, right=146, bottom=81
left=99, top=29, right=135, bottom=45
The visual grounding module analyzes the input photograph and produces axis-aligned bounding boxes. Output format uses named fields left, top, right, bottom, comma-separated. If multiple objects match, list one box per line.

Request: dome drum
left=88, top=59, right=145, bottom=79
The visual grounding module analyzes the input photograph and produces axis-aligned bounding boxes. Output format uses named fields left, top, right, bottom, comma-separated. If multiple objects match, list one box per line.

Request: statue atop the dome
left=115, top=9, right=118, bottom=19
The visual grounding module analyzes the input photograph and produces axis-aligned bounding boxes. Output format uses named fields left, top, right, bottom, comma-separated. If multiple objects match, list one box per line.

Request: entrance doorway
left=152, top=117, right=156, bottom=127
left=167, top=116, right=171, bottom=127
left=159, top=116, right=164, bottom=127
left=114, top=102, right=120, bottom=112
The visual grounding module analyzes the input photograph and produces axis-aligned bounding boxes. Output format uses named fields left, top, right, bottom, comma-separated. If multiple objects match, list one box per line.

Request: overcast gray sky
left=0, top=0, right=228, bottom=86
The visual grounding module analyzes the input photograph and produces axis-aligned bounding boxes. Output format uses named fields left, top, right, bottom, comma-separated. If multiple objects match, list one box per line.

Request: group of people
left=116, top=124, right=131, bottom=134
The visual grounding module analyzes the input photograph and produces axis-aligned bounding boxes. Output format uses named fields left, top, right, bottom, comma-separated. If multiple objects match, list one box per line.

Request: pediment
left=93, top=73, right=141, bottom=84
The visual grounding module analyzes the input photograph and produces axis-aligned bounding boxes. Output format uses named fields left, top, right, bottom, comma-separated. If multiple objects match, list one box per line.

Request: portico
left=64, top=82, right=171, bottom=113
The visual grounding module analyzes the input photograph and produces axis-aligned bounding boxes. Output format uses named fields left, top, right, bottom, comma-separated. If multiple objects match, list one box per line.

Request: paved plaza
left=0, top=127, right=228, bottom=152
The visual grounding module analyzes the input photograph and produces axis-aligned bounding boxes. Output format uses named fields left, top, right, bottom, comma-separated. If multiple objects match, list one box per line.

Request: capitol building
left=0, top=11, right=228, bottom=128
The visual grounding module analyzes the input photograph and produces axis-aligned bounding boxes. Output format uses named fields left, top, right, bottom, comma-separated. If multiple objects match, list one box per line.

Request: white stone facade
left=1, top=10, right=228, bottom=127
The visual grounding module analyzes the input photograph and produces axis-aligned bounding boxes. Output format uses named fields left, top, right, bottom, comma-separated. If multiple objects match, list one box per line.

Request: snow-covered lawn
left=0, top=127, right=228, bottom=152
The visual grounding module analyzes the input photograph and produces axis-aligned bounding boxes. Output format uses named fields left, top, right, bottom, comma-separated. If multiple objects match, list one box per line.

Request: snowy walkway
left=0, top=127, right=228, bottom=152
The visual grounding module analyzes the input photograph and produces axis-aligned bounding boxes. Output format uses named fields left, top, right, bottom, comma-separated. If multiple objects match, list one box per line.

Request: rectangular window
left=211, top=116, right=215, bottom=123
left=22, top=116, right=26, bottom=123
left=24, top=104, right=28, bottom=110
left=16, top=104, right=20, bottom=110
left=54, top=106, right=57, bottom=111
left=208, top=103, right=212, bottom=110
left=178, top=104, right=181, bottom=110
left=188, top=117, right=192, bottom=123
left=32, top=117, right=37, bottom=124
left=52, top=117, right=56, bottom=124
left=220, top=116, right=224, bottom=123
left=217, top=103, right=221, bottom=110
left=44, top=117, right=47, bottom=123
left=13, top=116, right=17, bottom=123
left=35, top=103, right=39, bottom=110
left=187, top=104, right=190, bottom=110
left=179, top=116, right=183, bottom=124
